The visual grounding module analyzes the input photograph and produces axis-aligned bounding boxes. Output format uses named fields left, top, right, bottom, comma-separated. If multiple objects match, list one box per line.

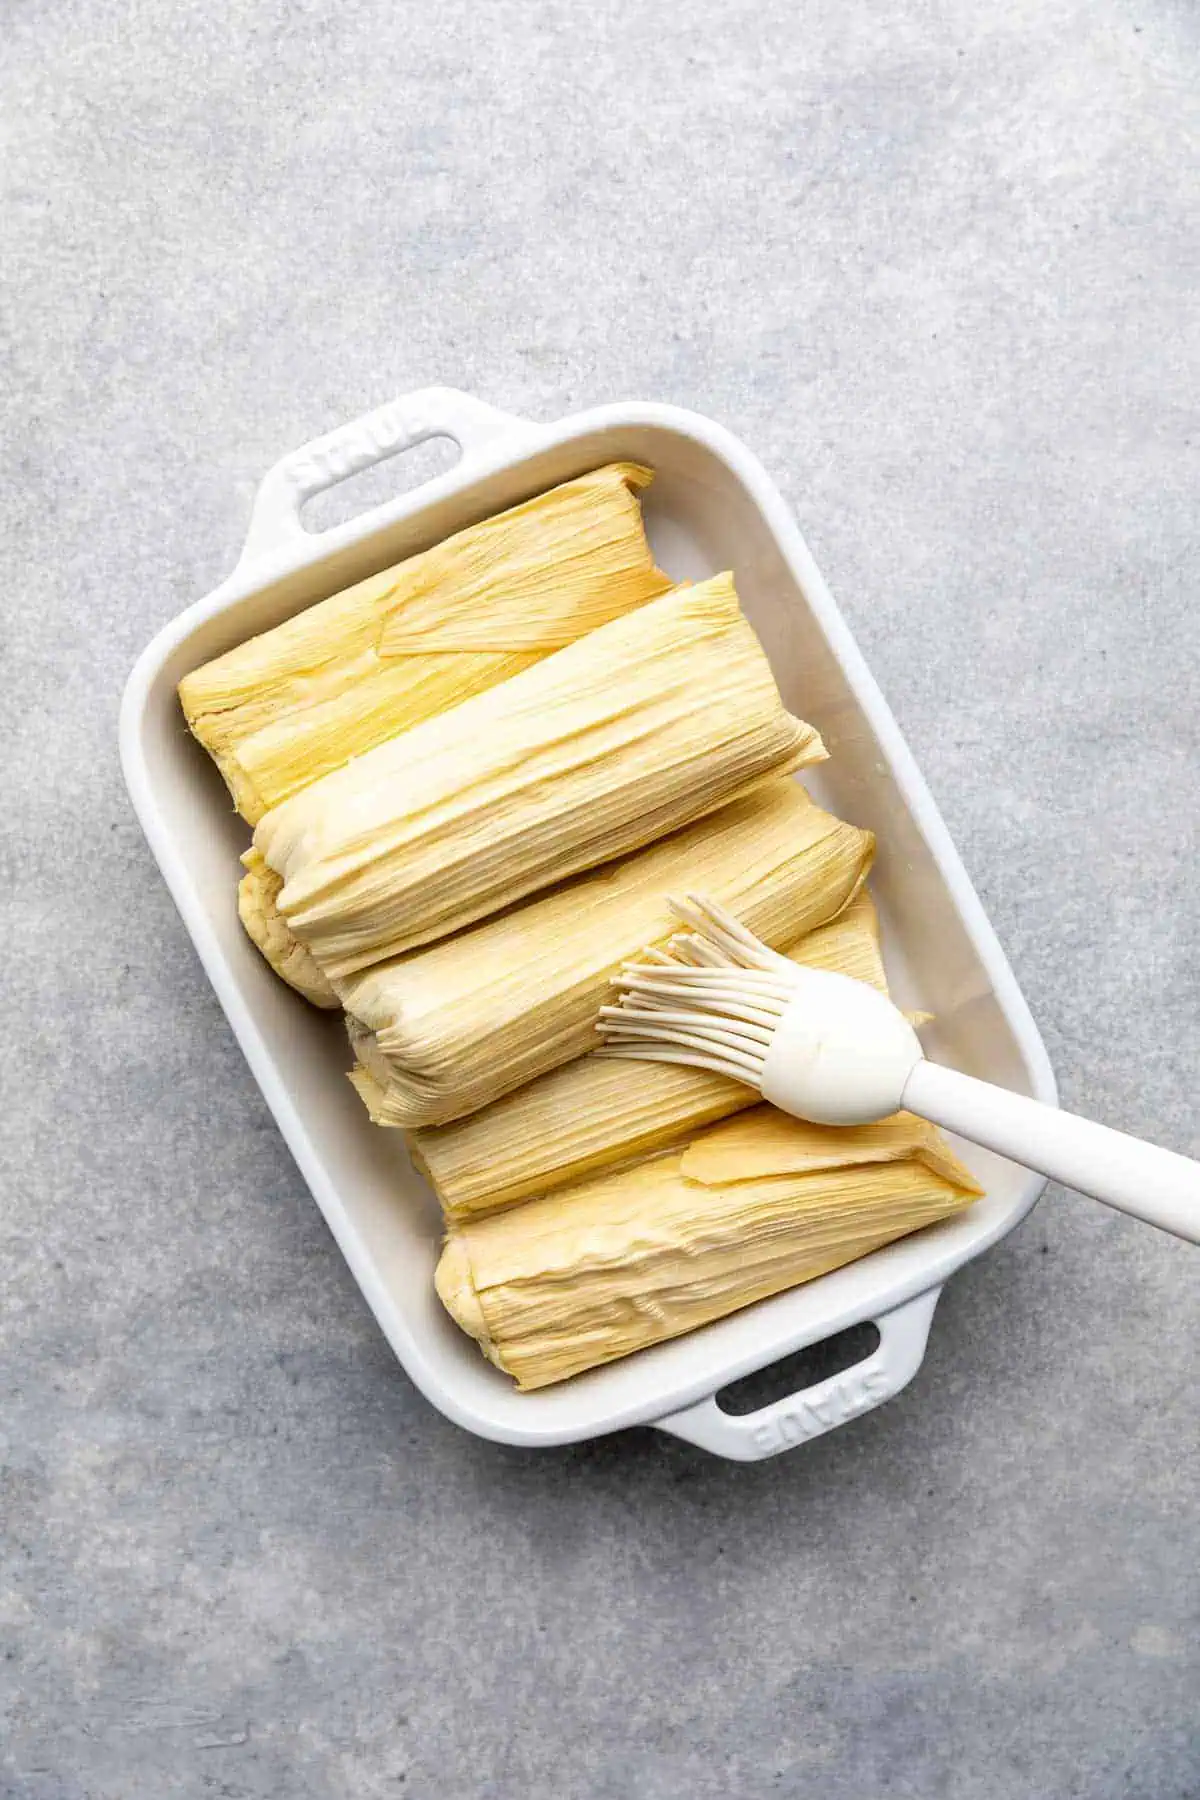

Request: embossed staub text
left=751, top=1369, right=889, bottom=1455
left=286, top=400, right=430, bottom=498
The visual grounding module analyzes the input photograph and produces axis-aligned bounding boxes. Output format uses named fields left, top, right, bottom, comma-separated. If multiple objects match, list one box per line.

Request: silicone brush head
left=598, top=894, right=924, bottom=1126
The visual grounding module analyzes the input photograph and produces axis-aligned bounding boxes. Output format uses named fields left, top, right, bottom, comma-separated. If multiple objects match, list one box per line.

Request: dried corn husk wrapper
left=436, top=1108, right=983, bottom=1389
left=256, top=575, right=822, bottom=977
left=179, top=463, right=672, bottom=824
left=237, top=850, right=339, bottom=1009
left=344, top=779, right=873, bottom=1130
left=678, top=1107, right=976, bottom=1188
left=408, top=892, right=891, bottom=1219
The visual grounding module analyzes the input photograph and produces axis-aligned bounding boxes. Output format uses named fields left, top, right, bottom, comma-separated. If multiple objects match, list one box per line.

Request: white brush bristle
left=596, top=892, right=803, bottom=1087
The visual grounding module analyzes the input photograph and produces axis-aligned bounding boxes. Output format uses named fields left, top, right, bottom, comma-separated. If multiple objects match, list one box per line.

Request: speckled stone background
left=2, top=2, right=1198, bottom=1796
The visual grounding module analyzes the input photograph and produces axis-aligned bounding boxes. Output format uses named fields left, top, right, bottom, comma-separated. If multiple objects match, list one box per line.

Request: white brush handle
left=902, top=1061, right=1200, bottom=1244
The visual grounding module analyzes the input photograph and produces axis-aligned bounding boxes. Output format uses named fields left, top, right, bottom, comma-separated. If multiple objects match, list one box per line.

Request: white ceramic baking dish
left=120, top=385, right=1056, bottom=1461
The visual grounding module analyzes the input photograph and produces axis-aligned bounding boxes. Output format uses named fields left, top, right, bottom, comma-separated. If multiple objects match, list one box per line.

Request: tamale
left=408, top=893, right=892, bottom=1219
left=256, top=575, right=823, bottom=977
left=435, top=1108, right=983, bottom=1389
left=237, top=850, right=339, bottom=1009
left=343, top=779, right=873, bottom=1129
left=179, top=463, right=672, bottom=824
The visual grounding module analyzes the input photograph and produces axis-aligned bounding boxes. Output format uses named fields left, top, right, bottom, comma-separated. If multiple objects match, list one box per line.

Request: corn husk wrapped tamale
left=237, top=850, right=339, bottom=1009
left=435, top=1108, right=983, bottom=1389
left=408, top=892, right=891, bottom=1218
left=343, top=779, right=873, bottom=1129
left=255, top=576, right=823, bottom=978
left=179, top=463, right=672, bottom=825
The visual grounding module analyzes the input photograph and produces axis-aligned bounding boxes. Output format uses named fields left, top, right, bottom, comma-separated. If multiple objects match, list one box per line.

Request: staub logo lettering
left=751, top=1369, right=889, bottom=1455
left=286, top=401, right=427, bottom=498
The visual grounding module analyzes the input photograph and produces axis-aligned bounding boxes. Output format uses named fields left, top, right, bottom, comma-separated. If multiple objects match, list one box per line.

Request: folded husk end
left=238, top=850, right=340, bottom=1008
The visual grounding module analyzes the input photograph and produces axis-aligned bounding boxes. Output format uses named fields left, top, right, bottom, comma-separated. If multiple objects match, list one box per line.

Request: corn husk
left=678, top=1107, right=977, bottom=1188
left=178, top=463, right=672, bottom=824
left=256, top=575, right=822, bottom=978
left=343, top=779, right=873, bottom=1130
left=435, top=1109, right=982, bottom=1389
left=408, top=892, right=891, bottom=1219
left=237, top=850, right=339, bottom=1009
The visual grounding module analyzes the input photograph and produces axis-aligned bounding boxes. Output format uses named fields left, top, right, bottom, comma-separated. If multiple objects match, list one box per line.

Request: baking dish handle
left=237, top=386, right=538, bottom=569
left=652, top=1286, right=942, bottom=1461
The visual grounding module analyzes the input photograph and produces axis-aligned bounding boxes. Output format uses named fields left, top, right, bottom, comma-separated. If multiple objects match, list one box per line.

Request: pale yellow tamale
left=435, top=1108, right=983, bottom=1389
left=342, top=779, right=873, bottom=1130
left=179, top=463, right=672, bottom=824
left=237, top=850, right=339, bottom=1009
left=407, top=892, right=892, bottom=1219
left=256, top=576, right=823, bottom=978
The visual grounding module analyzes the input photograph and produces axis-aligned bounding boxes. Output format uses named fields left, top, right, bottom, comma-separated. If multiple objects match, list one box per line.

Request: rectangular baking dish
left=120, top=385, right=1056, bottom=1461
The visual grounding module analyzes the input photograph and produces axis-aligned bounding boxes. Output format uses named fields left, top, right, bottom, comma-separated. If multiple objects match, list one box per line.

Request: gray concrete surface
left=2, top=2, right=1198, bottom=1795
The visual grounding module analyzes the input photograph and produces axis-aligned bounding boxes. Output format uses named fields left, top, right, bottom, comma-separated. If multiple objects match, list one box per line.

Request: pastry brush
left=597, top=895, right=1200, bottom=1244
